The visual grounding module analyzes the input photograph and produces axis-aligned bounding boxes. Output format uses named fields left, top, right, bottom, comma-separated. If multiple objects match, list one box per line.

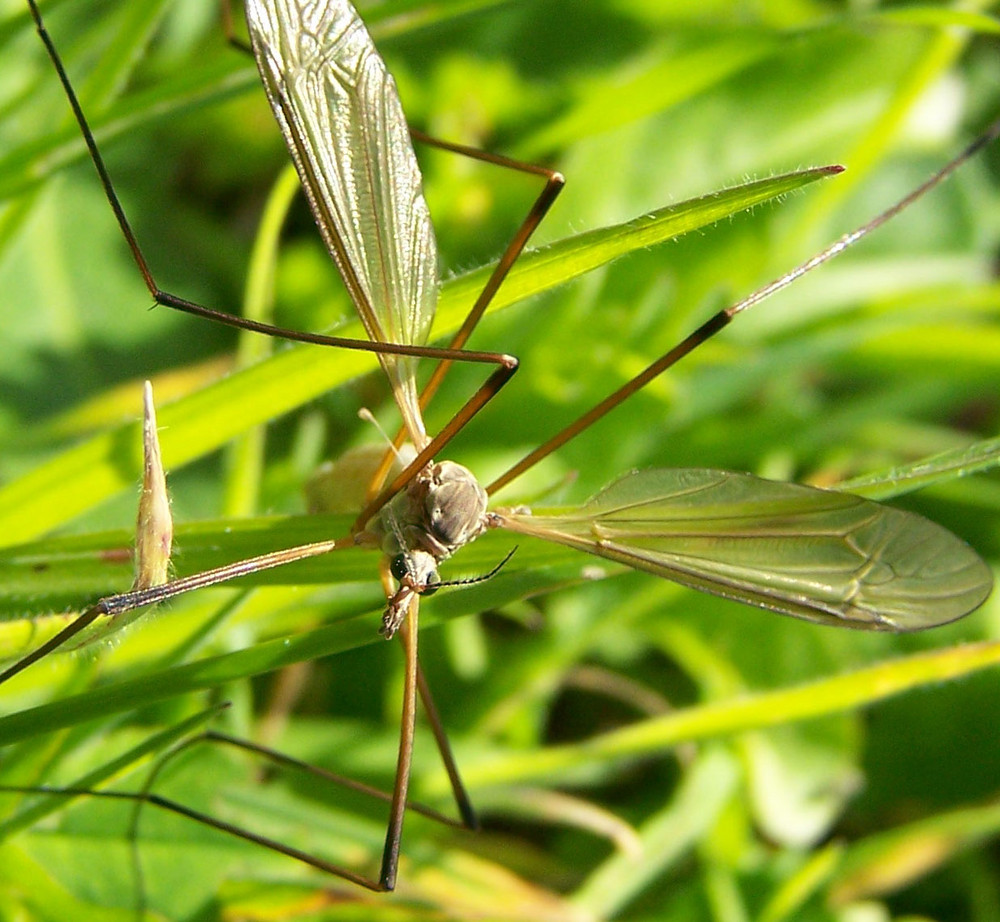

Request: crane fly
left=1, top=0, right=996, bottom=897
left=245, top=0, right=991, bottom=637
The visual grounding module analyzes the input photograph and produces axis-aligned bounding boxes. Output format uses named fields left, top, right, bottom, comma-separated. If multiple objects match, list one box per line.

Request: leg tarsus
left=411, top=129, right=565, bottom=408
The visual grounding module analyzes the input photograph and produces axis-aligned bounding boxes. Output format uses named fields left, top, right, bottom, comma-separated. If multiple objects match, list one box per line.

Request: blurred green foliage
left=0, top=0, right=999, bottom=919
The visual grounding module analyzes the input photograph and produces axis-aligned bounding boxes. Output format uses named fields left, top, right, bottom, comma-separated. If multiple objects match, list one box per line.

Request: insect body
left=366, top=460, right=489, bottom=637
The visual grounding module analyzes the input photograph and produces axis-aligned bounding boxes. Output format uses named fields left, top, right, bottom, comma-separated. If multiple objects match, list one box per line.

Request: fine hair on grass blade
left=1, top=0, right=998, bottom=915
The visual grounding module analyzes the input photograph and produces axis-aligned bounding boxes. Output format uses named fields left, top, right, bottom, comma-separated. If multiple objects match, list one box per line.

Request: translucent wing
left=496, top=469, right=993, bottom=630
left=245, top=0, right=435, bottom=445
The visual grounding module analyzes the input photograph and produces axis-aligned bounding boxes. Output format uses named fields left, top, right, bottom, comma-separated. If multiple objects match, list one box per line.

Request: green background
left=0, top=0, right=999, bottom=919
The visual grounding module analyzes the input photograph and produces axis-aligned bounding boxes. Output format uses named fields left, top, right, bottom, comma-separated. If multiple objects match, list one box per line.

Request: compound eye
left=390, top=554, right=409, bottom=582
left=421, top=571, right=441, bottom=597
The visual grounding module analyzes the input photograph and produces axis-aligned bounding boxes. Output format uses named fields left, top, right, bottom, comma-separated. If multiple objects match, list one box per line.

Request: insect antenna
left=432, top=546, right=519, bottom=590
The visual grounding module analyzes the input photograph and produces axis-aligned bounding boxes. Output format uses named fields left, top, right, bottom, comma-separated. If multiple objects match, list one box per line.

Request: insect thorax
left=366, top=460, right=489, bottom=637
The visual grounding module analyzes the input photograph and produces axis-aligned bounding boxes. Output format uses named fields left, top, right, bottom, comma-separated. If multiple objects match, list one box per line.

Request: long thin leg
left=0, top=533, right=351, bottom=687
left=409, top=130, right=565, bottom=410
left=379, top=595, right=420, bottom=891
left=365, top=134, right=564, bottom=499
left=0, top=452, right=520, bottom=686
left=487, top=311, right=730, bottom=494
left=23, top=0, right=516, bottom=400
left=373, top=555, right=477, bottom=833
left=1, top=782, right=386, bottom=889
left=200, top=730, right=467, bottom=827
left=485, top=117, right=1000, bottom=495
left=0, top=720, right=472, bottom=892
left=417, top=664, right=478, bottom=830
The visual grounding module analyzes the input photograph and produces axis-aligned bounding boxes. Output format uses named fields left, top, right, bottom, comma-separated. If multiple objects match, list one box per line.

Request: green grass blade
left=0, top=167, right=838, bottom=545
